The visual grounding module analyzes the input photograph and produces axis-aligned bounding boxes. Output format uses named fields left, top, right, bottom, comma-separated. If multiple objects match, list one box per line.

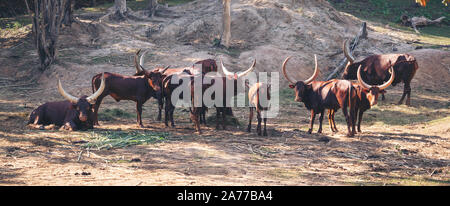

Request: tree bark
left=62, top=0, right=73, bottom=26
left=113, top=0, right=127, bottom=20
left=148, top=0, right=158, bottom=17
left=325, top=22, right=367, bottom=81
left=222, top=0, right=231, bottom=48
left=25, top=0, right=68, bottom=71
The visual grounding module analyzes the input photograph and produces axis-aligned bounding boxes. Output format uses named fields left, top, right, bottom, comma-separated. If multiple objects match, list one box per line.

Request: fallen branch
left=325, top=22, right=367, bottom=81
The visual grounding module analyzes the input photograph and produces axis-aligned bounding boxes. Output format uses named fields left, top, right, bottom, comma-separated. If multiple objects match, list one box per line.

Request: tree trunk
left=62, top=0, right=73, bottom=26
left=25, top=0, right=68, bottom=71
left=222, top=0, right=231, bottom=48
left=148, top=0, right=158, bottom=17
left=113, top=0, right=127, bottom=20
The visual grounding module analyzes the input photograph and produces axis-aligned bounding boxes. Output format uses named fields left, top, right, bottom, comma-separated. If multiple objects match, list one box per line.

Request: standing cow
left=282, top=55, right=357, bottom=137
left=341, top=40, right=418, bottom=105
left=28, top=74, right=106, bottom=131
left=329, top=66, right=395, bottom=133
left=246, top=82, right=271, bottom=136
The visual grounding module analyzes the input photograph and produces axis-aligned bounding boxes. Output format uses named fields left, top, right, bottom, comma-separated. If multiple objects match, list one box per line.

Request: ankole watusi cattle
left=329, top=66, right=395, bottom=133
left=246, top=82, right=271, bottom=136
left=161, top=59, right=256, bottom=132
left=91, top=51, right=169, bottom=128
left=282, top=55, right=357, bottom=137
left=341, top=39, right=419, bottom=105
left=28, top=74, right=106, bottom=131
left=134, top=51, right=219, bottom=123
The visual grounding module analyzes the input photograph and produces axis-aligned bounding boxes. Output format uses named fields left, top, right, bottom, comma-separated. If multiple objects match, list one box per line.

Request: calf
left=342, top=39, right=418, bottom=105
left=282, top=55, right=357, bottom=137
left=28, top=74, right=106, bottom=131
left=246, top=82, right=271, bottom=136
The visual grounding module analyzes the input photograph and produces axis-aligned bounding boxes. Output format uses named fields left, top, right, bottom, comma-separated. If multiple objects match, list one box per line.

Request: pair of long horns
left=220, top=59, right=256, bottom=78
left=58, top=73, right=106, bottom=104
left=134, top=49, right=170, bottom=74
left=281, top=54, right=319, bottom=85
left=357, top=65, right=395, bottom=90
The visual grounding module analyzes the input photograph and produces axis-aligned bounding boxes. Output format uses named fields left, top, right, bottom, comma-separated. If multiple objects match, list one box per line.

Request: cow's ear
left=288, top=84, right=295, bottom=89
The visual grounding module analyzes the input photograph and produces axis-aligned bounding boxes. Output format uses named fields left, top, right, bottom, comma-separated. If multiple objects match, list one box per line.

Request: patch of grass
left=81, top=130, right=168, bottom=150
left=75, top=0, right=194, bottom=14
left=0, top=15, right=32, bottom=30
left=98, top=108, right=135, bottom=121
left=328, top=0, right=450, bottom=45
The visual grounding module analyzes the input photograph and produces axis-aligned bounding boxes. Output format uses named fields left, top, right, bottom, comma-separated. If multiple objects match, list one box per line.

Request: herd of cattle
left=27, top=41, right=419, bottom=137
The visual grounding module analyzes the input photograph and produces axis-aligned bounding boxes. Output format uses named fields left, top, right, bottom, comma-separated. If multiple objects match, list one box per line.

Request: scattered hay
left=81, top=130, right=168, bottom=150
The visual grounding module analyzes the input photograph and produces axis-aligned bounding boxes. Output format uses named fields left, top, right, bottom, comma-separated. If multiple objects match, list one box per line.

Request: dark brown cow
left=341, top=40, right=419, bottom=105
left=282, top=55, right=357, bottom=137
left=329, top=66, right=395, bottom=133
left=91, top=52, right=168, bottom=127
left=162, top=59, right=255, bottom=131
left=28, top=74, right=106, bottom=131
left=246, top=82, right=271, bottom=136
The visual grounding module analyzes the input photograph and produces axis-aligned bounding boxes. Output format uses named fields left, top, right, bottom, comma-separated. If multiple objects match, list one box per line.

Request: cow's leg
left=400, top=82, right=412, bottom=106
left=136, top=102, right=144, bottom=128
left=92, top=95, right=105, bottom=126
left=222, top=108, right=227, bottom=130
left=327, top=110, right=335, bottom=132
left=247, top=107, right=253, bottom=133
left=317, top=110, right=324, bottom=134
left=263, top=117, right=267, bottom=136
left=60, top=121, right=77, bottom=131
left=157, top=101, right=163, bottom=121
left=215, top=108, right=221, bottom=130
left=332, top=110, right=339, bottom=132
left=256, top=110, right=262, bottom=136
left=164, top=99, right=170, bottom=127
left=169, top=106, right=175, bottom=127
left=357, top=109, right=364, bottom=133
left=342, top=105, right=353, bottom=137
left=381, top=93, right=385, bottom=101
left=307, top=110, right=316, bottom=134
left=190, top=108, right=201, bottom=134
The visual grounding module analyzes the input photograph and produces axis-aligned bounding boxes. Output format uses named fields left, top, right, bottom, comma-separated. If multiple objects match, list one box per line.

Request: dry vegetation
left=0, top=0, right=448, bottom=185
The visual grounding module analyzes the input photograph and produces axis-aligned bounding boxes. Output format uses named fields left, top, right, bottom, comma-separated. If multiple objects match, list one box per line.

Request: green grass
left=81, top=130, right=168, bottom=150
left=328, top=0, right=450, bottom=45
left=98, top=108, right=135, bottom=121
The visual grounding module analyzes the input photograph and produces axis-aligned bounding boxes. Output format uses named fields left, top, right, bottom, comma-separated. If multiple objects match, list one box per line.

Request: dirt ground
left=0, top=0, right=449, bottom=185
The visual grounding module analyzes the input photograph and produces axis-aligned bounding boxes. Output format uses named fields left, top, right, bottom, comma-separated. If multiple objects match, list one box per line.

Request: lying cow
left=27, top=74, right=106, bottom=131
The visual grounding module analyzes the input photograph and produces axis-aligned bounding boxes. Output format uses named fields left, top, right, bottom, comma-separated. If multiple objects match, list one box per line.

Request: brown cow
left=329, top=66, right=395, bottom=133
left=28, top=74, right=106, bottom=131
left=282, top=55, right=357, bottom=137
left=91, top=52, right=168, bottom=127
left=246, top=82, right=271, bottom=136
left=342, top=40, right=418, bottom=105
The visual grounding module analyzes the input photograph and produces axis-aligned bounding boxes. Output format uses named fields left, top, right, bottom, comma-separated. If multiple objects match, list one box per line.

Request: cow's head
left=282, top=55, right=320, bottom=102
left=357, top=65, right=395, bottom=106
left=195, top=59, right=218, bottom=73
left=58, top=73, right=106, bottom=122
left=134, top=49, right=169, bottom=102
left=341, top=39, right=360, bottom=80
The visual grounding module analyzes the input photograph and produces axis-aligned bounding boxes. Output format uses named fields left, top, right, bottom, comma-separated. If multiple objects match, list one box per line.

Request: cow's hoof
left=307, top=129, right=312, bottom=134
left=346, top=133, right=354, bottom=137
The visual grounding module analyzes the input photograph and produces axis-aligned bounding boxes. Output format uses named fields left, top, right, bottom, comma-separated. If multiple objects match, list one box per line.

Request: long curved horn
left=357, top=65, right=372, bottom=89
left=139, top=50, right=150, bottom=71
left=303, top=54, right=319, bottom=84
left=237, top=59, right=256, bottom=78
left=281, top=56, right=296, bottom=84
left=87, top=73, right=106, bottom=103
left=134, top=49, right=143, bottom=74
left=378, top=67, right=395, bottom=90
left=343, top=39, right=355, bottom=64
left=58, top=79, right=79, bottom=104
left=220, top=60, right=234, bottom=76
left=160, top=65, right=170, bottom=74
